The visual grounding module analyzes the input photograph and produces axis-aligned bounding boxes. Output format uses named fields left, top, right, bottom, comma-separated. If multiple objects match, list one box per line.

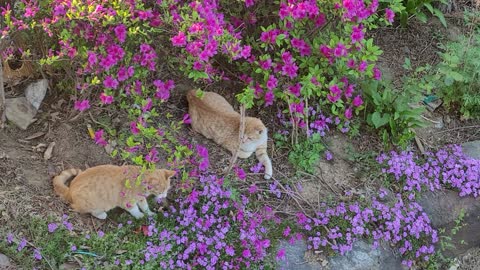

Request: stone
left=5, top=97, right=37, bottom=130
left=328, top=241, right=404, bottom=270
left=24, top=79, right=48, bottom=110
left=0, top=253, right=11, bottom=266
left=461, top=141, right=480, bottom=159
left=277, top=239, right=323, bottom=270
left=418, top=193, right=480, bottom=258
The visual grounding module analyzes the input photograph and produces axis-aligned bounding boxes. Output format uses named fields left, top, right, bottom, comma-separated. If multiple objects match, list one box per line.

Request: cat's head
left=243, top=118, right=268, bottom=145
left=145, top=169, right=176, bottom=197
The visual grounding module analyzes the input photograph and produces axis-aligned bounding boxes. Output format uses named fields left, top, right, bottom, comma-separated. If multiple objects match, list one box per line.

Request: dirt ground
left=1, top=3, right=480, bottom=269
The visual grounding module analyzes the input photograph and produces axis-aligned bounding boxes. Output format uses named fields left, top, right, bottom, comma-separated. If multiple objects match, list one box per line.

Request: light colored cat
left=187, top=89, right=273, bottom=179
left=53, top=165, right=175, bottom=219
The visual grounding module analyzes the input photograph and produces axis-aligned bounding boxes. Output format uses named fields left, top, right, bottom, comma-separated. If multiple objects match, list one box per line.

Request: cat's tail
left=53, top=169, right=82, bottom=203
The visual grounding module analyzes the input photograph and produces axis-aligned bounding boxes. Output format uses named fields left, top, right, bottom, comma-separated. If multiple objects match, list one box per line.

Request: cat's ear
left=164, top=170, right=177, bottom=179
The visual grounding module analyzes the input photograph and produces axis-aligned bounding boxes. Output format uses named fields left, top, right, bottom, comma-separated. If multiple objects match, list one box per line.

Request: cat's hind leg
left=137, top=198, right=155, bottom=216
left=122, top=203, right=144, bottom=219
left=91, top=211, right=108, bottom=220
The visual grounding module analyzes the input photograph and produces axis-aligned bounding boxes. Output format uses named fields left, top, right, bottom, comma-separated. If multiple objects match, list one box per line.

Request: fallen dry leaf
left=43, top=142, right=55, bottom=160
left=24, top=131, right=45, bottom=140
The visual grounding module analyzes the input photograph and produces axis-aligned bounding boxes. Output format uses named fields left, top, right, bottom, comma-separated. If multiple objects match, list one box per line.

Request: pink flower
left=74, top=100, right=90, bottom=111
left=352, top=95, right=363, bottom=107
left=283, top=226, right=291, bottom=237
left=241, top=45, right=251, bottom=59
left=235, top=167, right=246, bottom=180
left=182, top=113, right=191, bottom=124
left=171, top=31, right=187, bottom=47
left=87, top=51, right=97, bottom=66
left=145, top=148, right=159, bottom=163
left=130, top=122, right=140, bottom=135
left=345, top=107, right=353, bottom=119
left=358, top=60, right=368, bottom=72
left=266, top=75, right=277, bottom=90
left=385, top=8, right=395, bottom=23
left=264, top=90, right=274, bottom=106
left=288, top=83, right=301, bottom=97
left=248, top=184, right=258, bottom=194
left=94, top=129, right=107, bottom=146
left=100, top=93, right=113, bottom=105
left=114, top=24, right=127, bottom=43
left=154, top=79, right=175, bottom=101
left=351, top=24, right=364, bottom=43
left=245, top=0, right=255, bottom=7
left=103, top=76, right=119, bottom=89
left=373, top=67, right=382, bottom=80
left=242, top=249, right=251, bottom=258
left=276, top=248, right=286, bottom=261
left=334, top=43, right=347, bottom=57
left=117, top=67, right=128, bottom=82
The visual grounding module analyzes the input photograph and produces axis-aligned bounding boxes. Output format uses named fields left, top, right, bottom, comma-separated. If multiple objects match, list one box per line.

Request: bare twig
left=0, top=59, right=6, bottom=129
left=224, top=104, right=246, bottom=175
left=435, top=125, right=480, bottom=134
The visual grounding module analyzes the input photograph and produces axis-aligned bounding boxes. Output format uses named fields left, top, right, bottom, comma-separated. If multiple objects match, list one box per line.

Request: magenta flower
left=358, top=60, right=368, bottom=72
left=145, top=147, right=159, bottom=163
left=87, top=51, right=97, bottom=66
left=352, top=95, right=363, bottom=107
left=154, top=79, right=175, bottom=101
left=196, top=145, right=209, bottom=159
left=94, top=129, right=107, bottom=146
left=245, top=0, right=255, bottom=7
left=114, top=24, right=127, bottom=43
left=334, top=43, right=347, bottom=57
left=248, top=184, right=258, bottom=194
left=264, top=90, right=274, bottom=106
left=100, top=93, right=114, bottom=105
left=385, top=8, right=395, bottom=23
left=171, top=31, right=187, bottom=47
left=103, top=76, right=119, bottom=89
left=266, top=75, right=277, bottom=90
left=130, top=122, right=140, bottom=135
left=235, top=167, right=246, bottom=180
left=182, top=113, right=191, bottom=124
left=351, top=24, right=364, bottom=43
left=373, top=67, right=382, bottom=80
left=344, top=107, right=353, bottom=119
left=276, top=248, right=286, bottom=261
left=242, top=249, right=251, bottom=258
left=74, top=100, right=90, bottom=111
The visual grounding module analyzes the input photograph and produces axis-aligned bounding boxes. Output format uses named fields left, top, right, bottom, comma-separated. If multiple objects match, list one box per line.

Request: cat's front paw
left=264, top=173, right=272, bottom=180
left=146, top=210, right=155, bottom=216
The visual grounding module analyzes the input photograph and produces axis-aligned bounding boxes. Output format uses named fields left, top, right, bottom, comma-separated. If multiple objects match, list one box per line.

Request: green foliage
left=362, top=79, right=425, bottom=149
left=433, top=29, right=480, bottom=119
left=287, top=133, right=325, bottom=174
left=385, top=0, right=448, bottom=27
left=425, top=209, right=466, bottom=269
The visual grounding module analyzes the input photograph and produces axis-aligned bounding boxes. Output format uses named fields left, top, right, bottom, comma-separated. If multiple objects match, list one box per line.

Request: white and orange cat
left=187, top=89, right=273, bottom=179
left=53, top=165, right=175, bottom=219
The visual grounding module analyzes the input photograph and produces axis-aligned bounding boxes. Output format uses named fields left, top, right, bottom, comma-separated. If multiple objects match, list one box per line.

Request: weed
left=288, top=133, right=325, bottom=174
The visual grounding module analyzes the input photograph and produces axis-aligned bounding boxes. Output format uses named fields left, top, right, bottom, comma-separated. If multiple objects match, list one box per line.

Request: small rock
left=5, top=97, right=37, bottom=130
left=462, top=141, right=480, bottom=159
left=277, top=239, right=323, bottom=270
left=43, top=142, right=55, bottom=160
left=328, top=241, right=404, bottom=270
left=24, top=79, right=48, bottom=110
left=0, top=253, right=11, bottom=266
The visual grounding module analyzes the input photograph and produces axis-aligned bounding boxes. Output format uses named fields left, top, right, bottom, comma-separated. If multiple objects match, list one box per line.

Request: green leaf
left=424, top=3, right=434, bottom=14
left=416, top=11, right=428, bottom=23
left=371, top=112, right=389, bottom=128
left=433, top=8, right=447, bottom=28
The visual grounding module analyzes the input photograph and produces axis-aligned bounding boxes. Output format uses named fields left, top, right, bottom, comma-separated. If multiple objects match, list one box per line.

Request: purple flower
left=33, top=249, right=42, bottom=260
left=71, top=245, right=77, bottom=251
left=17, top=238, right=27, bottom=251
left=97, top=231, right=104, bottom=238
left=325, top=151, right=333, bottom=161
left=48, top=223, right=58, bottom=233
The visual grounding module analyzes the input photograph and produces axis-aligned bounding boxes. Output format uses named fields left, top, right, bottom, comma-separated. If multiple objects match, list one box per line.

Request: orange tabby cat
left=53, top=165, right=175, bottom=219
left=187, top=90, right=273, bottom=179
